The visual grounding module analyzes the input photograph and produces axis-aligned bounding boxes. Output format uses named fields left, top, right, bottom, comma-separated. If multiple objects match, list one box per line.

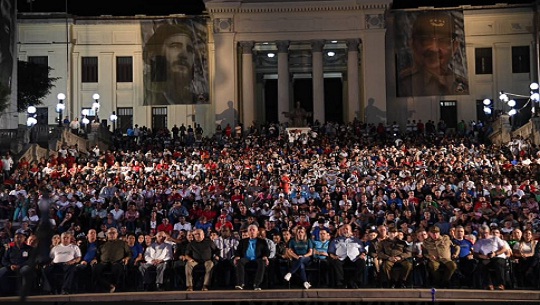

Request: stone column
left=241, top=41, right=255, bottom=128
left=312, top=40, right=325, bottom=124
left=347, top=39, right=360, bottom=123
left=277, top=40, right=290, bottom=124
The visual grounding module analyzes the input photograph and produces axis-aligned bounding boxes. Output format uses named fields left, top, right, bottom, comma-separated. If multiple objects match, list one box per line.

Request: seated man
left=328, top=224, right=367, bottom=289
left=139, top=231, right=173, bottom=291
left=312, top=229, right=331, bottom=287
left=376, top=227, right=412, bottom=288
left=184, top=229, right=218, bottom=291
left=0, top=229, right=34, bottom=296
left=43, top=232, right=81, bottom=294
left=92, top=227, right=131, bottom=293
left=473, top=225, right=508, bottom=290
left=422, top=226, right=459, bottom=288
left=213, top=227, right=239, bottom=288
left=234, top=224, right=270, bottom=290
left=451, top=225, right=477, bottom=287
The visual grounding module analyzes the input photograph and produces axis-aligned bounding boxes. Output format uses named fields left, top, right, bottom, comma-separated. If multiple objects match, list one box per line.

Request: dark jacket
left=234, top=237, right=270, bottom=259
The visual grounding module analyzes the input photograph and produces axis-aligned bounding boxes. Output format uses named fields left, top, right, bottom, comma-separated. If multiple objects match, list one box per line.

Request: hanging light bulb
left=508, top=100, right=516, bottom=108
left=530, top=83, right=539, bottom=90
left=531, top=93, right=540, bottom=102
left=482, top=99, right=492, bottom=106
left=508, top=109, right=517, bottom=116
left=499, top=93, right=509, bottom=102
left=483, top=107, right=492, bottom=114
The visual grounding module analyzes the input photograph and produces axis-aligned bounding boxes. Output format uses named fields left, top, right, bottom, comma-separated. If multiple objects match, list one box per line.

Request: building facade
left=15, top=0, right=538, bottom=134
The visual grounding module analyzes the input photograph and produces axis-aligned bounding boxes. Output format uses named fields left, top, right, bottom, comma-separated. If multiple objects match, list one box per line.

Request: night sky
left=17, top=0, right=535, bottom=16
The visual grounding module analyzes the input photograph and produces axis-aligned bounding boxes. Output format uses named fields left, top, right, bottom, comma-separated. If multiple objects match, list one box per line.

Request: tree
left=17, top=60, right=60, bottom=112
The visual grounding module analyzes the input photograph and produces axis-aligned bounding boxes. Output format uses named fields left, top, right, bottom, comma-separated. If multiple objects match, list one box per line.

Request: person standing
left=234, top=224, right=270, bottom=290
left=376, top=227, right=412, bottom=288
left=422, top=226, right=459, bottom=288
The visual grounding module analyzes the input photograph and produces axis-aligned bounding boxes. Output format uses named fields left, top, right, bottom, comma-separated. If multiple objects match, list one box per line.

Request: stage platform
left=2, top=288, right=540, bottom=303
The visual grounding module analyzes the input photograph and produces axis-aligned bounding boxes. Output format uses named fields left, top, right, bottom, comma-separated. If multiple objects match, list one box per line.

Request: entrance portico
left=204, top=0, right=391, bottom=127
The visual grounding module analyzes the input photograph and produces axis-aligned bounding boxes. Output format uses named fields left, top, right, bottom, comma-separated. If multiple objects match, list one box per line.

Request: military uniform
left=376, top=236, right=413, bottom=287
left=398, top=68, right=468, bottom=97
left=422, top=227, right=459, bottom=287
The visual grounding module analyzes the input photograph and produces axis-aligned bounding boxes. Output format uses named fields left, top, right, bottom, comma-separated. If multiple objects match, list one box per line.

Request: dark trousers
left=213, top=259, right=234, bottom=288
left=43, top=263, right=76, bottom=293
left=477, top=257, right=506, bottom=287
left=427, top=260, right=457, bottom=287
left=92, top=262, right=125, bottom=292
left=381, top=259, right=413, bottom=284
left=235, top=258, right=266, bottom=287
left=328, top=257, right=366, bottom=288
left=75, top=263, right=93, bottom=292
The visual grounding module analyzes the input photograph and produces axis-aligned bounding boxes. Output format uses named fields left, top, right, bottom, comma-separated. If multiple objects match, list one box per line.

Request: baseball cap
left=15, top=228, right=28, bottom=236
left=429, top=226, right=440, bottom=233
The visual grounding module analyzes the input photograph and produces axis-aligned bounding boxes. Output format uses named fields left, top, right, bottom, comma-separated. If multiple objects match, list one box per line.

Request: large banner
left=395, top=11, right=469, bottom=97
left=141, top=18, right=209, bottom=105
left=0, top=0, right=15, bottom=91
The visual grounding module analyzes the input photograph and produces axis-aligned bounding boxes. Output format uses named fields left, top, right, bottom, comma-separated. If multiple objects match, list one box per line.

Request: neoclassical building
left=13, top=0, right=538, bottom=134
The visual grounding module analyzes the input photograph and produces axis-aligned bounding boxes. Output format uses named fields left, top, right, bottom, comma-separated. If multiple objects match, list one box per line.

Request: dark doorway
left=152, top=107, right=167, bottom=131
left=440, top=101, right=457, bottom=129
left=293, top=78, right=313, bottom=125
left=264, top=79, right=278, bottom=124
left=325, top=78, right=343, bottom=124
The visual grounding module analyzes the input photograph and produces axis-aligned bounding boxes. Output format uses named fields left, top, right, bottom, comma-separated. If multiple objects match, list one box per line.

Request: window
left=117, top=107, right=133, bottom=132
left=475, top=48, right=492, bottom=75
left=82, top=57, right=98, bottom=83
left=512, top=46, right=530, bottom=74
left=152, top=107, right=167, bottom=131
left=28, top=56, right=48, bottom=67
left=116, top=56, right=133, bottom=82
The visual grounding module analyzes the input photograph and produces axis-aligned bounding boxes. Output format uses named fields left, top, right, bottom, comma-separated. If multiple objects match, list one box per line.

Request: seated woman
left=284, top=226, right=314, bottom=289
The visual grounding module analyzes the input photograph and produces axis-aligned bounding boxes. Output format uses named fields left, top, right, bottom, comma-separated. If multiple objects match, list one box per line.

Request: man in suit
left=233, top=224, right=270, bottom=290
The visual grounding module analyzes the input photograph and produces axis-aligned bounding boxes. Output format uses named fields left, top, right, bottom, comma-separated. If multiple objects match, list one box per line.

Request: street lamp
left=56, top=93, right=66, bottom=127
left=109, top=111, right=118, bottom=132
left=27, top=106, right=37, bottom=127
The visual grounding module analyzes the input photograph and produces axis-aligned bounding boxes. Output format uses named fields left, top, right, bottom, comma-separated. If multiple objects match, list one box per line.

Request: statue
left=283, top=102, right=312, bottom=127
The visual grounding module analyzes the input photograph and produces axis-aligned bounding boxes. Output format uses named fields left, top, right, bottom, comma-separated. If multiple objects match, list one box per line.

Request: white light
left=82, top=109, right=89, bottom=116
left=92, top=101, right=100, bottom=112
left=331, top=40, right=338, bottom=43
left=26, top=117, right=37, bottom=127
left=267, top=53, right=275, bottom=58
left=508, top=99, right=516, bottom=107
left=532, top=107, right=536, bottom=114
left=92, top=93, right=100, bottom=100
left=110, top=114, right=118, bottom=122
left=27, top=106, right=36, bottom=114
left=531, top=93, right=540, bottom=101
left=508, top=109, right=517, bottom=116
left=327, top=51, right=336, bottom=57
left=483, top=107, right=492, bottom=114
left=56, top=102, right=65, bottom=113
left=482, top=99, right=491, bottom=106
left=82, top=117, right=90, bottom=125
left=262, top=42, right=269, bottom=45
left=530, top=83, right=539, bottom=90
left=499, top=93, right=509, bottom=102
left=57, top=93, right=66, bottom=100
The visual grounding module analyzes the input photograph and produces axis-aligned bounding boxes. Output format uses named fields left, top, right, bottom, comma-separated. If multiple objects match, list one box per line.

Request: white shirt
left=144, top=242, right=173, bottom=263
left=50, top=243, right=81, bottom=264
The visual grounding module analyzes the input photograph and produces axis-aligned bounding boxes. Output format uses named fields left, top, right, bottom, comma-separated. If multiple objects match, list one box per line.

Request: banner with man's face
left=0, top=0, right=15, bottom=91
left=141, top=18, right=209, bottom=105
left=395, top=11, right=469, bottom=97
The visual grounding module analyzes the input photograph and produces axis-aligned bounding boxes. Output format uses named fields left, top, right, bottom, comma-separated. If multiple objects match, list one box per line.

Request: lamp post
left=92, top=93, right=100, bottom=124
left=27, top=106, right=38, bottom=143
left=81, top=109, right=90, bottom=137
left=109, top=111, right=118, bottom=132
left=56, top=93, right=66, bottom=127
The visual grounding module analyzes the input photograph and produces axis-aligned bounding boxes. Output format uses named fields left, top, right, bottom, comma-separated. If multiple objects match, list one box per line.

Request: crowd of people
left=0, top=117, right=539, bottom=296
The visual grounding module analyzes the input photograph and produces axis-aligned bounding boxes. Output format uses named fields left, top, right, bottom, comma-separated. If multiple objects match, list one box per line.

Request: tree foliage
left=17, top=60, right=60, bottom=112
